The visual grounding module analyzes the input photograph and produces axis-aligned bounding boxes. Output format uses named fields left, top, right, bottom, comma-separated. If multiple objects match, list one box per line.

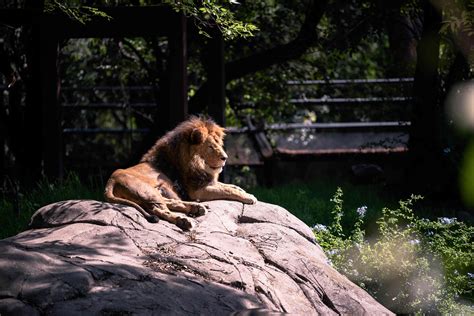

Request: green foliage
left=440, top=0, right=474, bottom=37
left=314, top=190, right=474, bottom=314
left=44, top=0, right=112, bottom=24
left=0, top=174, right=103, bottom=239
left=45, top=0, right=257, bottom=40
left=329, top=187, right=344, bottom=237
left=163, top=0, right=258, bottom=40
left=225, top=0, right=397, bottom=124
left=250, top=178, right=395, bottom=229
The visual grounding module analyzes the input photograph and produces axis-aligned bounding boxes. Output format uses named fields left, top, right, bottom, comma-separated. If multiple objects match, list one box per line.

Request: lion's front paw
left=242, top=194, right=258, bottom=205
left=189, top=203, right=208, bottom=217
left=176, top=216, right=194, bottom=231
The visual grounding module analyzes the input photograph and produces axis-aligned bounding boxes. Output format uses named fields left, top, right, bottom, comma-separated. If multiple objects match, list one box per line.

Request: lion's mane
left=140, top=116, right=226, bottom=194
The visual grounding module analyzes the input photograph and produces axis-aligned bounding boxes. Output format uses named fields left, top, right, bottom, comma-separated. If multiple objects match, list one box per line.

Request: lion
left=104, top=116, right=257, bottom=230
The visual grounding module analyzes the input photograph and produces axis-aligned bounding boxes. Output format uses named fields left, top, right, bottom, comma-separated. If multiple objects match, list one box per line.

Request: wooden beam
left=52, top=6, right=174, bottom=38
left=276, top=147, right=408, bottom=157
left=245, top=117, right=273, bottom=159
left=0, top=9, right=39, bottom=26
left=206, top=31, right=226, bottom=126
left=166, top=13, right=188, bottom=130
left=40, top=19, right=63, bottom=178
left=0, top=6, right=173, bottom=37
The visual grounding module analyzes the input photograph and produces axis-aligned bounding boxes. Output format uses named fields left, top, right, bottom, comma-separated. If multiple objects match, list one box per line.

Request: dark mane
left=139, top=116, right=225, bottom=194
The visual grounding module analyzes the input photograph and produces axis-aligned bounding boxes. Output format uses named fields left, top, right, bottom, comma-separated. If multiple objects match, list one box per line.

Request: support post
left=23, top=14, right=43, bottom=181
left=40, top=18, right=62, bottom=179
left=165, top=13, right=188, bottom=132
left=206, top=31, right=226, bottom=126
left=0, top=39, right=5, bottom=177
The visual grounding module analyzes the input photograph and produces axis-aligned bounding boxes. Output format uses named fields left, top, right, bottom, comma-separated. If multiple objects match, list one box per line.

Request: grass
left=249, top=179, right=400, bottom=234
left=0, top=173, right=104, bottom=239
left=1, top=173, right=462, bottom=239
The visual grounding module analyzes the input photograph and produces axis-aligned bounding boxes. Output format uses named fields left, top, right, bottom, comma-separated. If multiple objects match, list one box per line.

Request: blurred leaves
left=44, top=0, right=112, bottom=24
left=314, top=190, right=474, bottom=314
left=163, top=0, right=258, bottom=40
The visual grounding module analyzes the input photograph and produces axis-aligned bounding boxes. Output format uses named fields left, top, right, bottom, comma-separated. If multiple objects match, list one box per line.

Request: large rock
left=0, top=200, right=393, bottom=315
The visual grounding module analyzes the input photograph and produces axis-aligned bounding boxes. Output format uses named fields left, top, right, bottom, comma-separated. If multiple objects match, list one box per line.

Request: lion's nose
left=220, top=153, right=228, bottom=161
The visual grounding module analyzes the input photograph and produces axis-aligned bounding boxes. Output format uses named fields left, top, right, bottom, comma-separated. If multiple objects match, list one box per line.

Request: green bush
left=314, top=188, right=474, bottom=314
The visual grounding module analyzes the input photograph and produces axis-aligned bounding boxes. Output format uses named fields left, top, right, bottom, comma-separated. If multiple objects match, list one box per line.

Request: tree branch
left=189, top=0, right=328, bottom=114
left=226, top=0, right=327, bottom=81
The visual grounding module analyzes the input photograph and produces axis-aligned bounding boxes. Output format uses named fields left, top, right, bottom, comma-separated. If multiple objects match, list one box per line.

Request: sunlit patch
left=459, top=140, right=474, bottom=207
left=446, top=80, right=474, bottom=131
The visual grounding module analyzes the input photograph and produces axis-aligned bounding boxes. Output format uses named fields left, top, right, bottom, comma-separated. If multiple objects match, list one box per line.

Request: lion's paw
left=189, top=203, right=207, bottom=217
left=242, top=194, right=258, bottom=205
left=176, top=216, right=194, bottom=231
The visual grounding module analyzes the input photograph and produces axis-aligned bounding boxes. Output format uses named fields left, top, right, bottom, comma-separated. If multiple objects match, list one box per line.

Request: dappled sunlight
left=446, top=80, right=474, bottom=131
left=314, top=191, right=473, bottom=314
left=347, top=234, right=446, bottom=314
left=446, top=80, right=474, bottom=207
left=459, top=141, right=474, bottom=207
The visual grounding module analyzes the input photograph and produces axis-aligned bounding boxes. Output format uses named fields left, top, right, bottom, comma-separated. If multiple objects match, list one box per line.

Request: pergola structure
left=0, top=5, right=226, bottom=179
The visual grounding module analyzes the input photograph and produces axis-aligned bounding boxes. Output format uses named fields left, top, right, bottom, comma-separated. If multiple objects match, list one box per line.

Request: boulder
left=0, top=200, right=393, bottom=315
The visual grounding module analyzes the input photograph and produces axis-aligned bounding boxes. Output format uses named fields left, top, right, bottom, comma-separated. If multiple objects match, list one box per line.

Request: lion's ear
left=190, top=128, right=206, bottom=144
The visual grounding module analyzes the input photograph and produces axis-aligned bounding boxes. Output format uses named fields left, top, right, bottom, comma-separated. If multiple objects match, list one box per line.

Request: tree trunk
left=189, top=0, right=328, bottom=115
left=385, top=4, right=422, bottom=76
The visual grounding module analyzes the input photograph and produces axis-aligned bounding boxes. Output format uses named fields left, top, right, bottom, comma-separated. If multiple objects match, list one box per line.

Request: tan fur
left=104, top=116, right=257, bottom=230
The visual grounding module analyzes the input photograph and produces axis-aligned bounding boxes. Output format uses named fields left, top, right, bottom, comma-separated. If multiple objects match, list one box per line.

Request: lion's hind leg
left=106, top=169, right=193, bottom=230
left=163, top=199, right=209, bottom=217
left=151, top=204, right=194, bottom=230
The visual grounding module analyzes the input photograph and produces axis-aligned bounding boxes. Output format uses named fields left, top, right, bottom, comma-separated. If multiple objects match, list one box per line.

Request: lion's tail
left=104, top=178, right=159, bottom=223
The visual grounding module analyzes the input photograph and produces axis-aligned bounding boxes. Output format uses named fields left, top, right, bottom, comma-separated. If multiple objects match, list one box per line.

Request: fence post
left=40, top=16, right=63, bottom=179
left=166, top=12, right=188, bottom=130
left=206, top=30, right=226, bottom=126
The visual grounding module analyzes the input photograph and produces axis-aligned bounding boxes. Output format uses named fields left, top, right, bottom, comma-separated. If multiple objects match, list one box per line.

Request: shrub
left=313, top=188, right=474, bottom=314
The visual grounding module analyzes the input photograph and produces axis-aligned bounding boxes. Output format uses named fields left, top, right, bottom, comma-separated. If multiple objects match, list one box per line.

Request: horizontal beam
left=287, top=78, right=415, bottom=85
left=227, top=121, right=411, bottom=133
left=63, top=128, right=149, bottom=134
left=289, top=97, right=412, bottom=104
left=61, top=86, right=154, bottom=91
left=0, top=6, right=175, bottom=37
left=0, top=8, right=39, bottom=26
left=52, top=6, right=175, bottom=38
left=276, top=146, right=408, bottom=156
left=267, top=121, right=411, bottom=130
left=62, top=102, right=156, bottom=109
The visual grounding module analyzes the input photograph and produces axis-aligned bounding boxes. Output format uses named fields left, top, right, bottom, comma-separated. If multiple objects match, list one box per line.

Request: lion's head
left=141, top=116, right=227, bottom=179
left=186, top=118, right=227, bottom=176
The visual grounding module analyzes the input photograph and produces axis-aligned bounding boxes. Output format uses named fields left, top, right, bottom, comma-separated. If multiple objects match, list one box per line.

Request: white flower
left=356, top=206, right=367, bottom=218
left=438, top=217, right=456, bottom=225
left=313, top=224, right=328, bottom=232
left=409, top=239, right=420, bottom=245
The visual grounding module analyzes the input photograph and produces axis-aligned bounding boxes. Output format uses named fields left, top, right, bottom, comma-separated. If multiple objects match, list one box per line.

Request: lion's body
left=104, top=117, right=257, bottom=230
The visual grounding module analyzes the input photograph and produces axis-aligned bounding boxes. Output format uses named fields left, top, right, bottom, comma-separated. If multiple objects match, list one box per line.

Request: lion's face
left=189, top=125, right=227, bottom=176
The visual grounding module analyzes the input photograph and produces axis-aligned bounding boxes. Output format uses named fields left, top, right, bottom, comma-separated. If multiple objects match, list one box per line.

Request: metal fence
left=1, top=78, right=414, bottom=177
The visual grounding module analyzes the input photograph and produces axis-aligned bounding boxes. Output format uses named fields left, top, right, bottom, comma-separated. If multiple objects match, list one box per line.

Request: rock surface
left=0, top=200, right=393, bottom=315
